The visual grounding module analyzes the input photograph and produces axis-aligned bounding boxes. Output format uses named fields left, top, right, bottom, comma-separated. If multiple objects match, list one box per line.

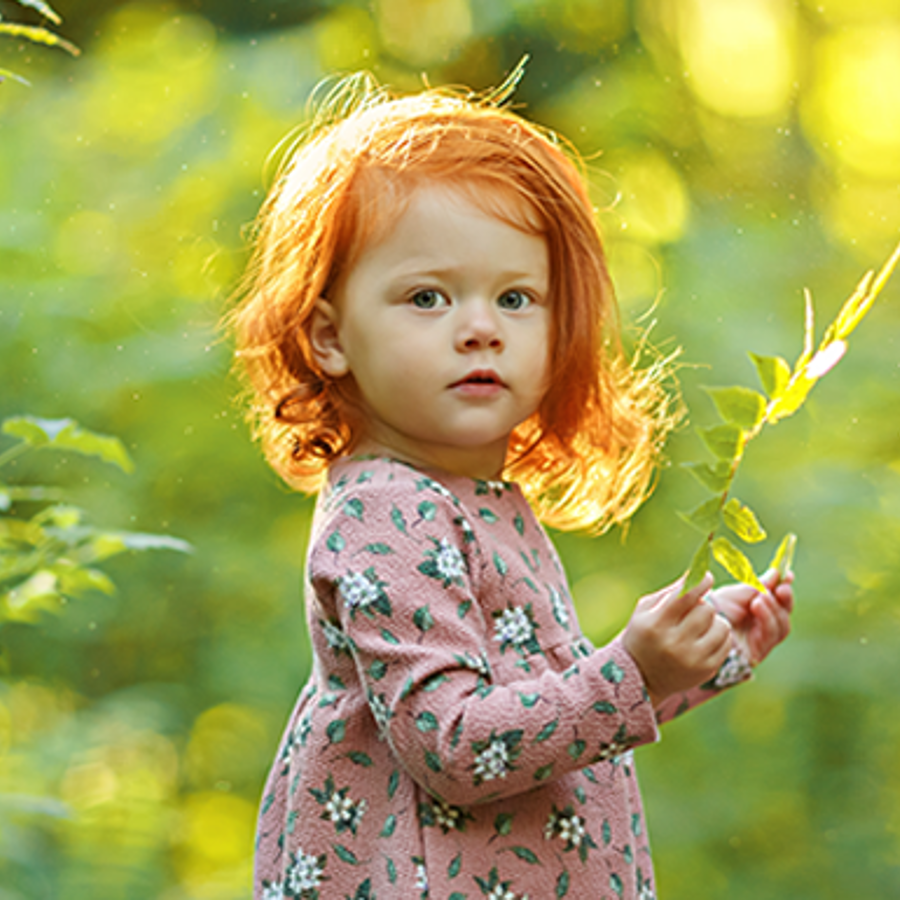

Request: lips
left=450, top=369, right=505, bottom=389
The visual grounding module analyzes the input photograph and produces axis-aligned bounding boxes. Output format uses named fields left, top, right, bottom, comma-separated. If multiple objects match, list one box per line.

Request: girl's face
left=310, top=182, right=551, bottom=480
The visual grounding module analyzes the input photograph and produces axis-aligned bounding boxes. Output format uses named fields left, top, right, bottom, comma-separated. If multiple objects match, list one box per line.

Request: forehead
left=350, top=170, right=546, bottom=257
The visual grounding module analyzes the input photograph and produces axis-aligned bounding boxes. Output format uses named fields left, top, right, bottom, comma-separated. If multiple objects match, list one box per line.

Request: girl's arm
left=310, top=481, right=659, bottom=807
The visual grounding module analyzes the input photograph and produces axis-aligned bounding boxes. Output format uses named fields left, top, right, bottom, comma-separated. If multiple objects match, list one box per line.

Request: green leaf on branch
left=748, top=352, right=791, bottom=399
left=682, top=460, right=733, bottom=493
left=0, top=22, right=80, bottom=55
left=703, top=386, right=766, bottom=431
left=15, top=0, right=63, bottom=26
left=684, top=541, right=711, bottom=590
left=770, top=532, right=797, bottom=577
left=711, top=538, right=766, bottom=592
left=722, top=498, right=766, bottom=543
left=697, top=423, right=743, bottom=461
left=678, top=498, right=721, bottom=534
left=3, top=417, right=134, bottom=473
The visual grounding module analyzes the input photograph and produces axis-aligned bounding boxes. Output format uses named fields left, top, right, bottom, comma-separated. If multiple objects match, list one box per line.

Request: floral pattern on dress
left=254, top=457, right=749, bottom=900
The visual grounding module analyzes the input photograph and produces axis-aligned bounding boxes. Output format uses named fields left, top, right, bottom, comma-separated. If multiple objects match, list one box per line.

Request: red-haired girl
left=230, top=73, right=793, bottom=900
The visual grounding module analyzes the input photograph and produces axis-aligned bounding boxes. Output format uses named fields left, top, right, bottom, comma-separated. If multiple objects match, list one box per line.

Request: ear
left=308, top=299, right=350, bottom=378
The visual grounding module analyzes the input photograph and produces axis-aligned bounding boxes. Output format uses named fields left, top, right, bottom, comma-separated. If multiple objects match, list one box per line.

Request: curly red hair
left=227, top=73, right=680, bottom=532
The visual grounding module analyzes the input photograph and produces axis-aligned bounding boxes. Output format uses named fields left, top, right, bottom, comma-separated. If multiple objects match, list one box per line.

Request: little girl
left=230, top=74, right=793, bottom=900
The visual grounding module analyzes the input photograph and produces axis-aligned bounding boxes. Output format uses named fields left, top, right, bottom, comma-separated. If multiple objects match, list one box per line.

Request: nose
left=455, top=299, right=503, bottom=352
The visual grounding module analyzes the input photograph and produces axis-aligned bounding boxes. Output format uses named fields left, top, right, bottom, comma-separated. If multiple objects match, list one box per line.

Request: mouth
left=450, top=369, right=505, bottom=389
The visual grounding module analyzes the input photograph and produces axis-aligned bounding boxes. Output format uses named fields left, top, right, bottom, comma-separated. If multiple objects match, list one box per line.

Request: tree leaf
left=703, top=386, right=767, bottom=431
left=0, top=22, right=79, bottom=55
left=748, top=352, right=791, bottom=399
left=3, top=417, right=134, bottom=472
left=697, top=423, right=743, bottom=460
left=678, top=497, right=721, bottom=534
left=722, top=498, right=767, bottom=543
left=711, top=537, right=766, bottom=592
left=684, top=540, right=711, bottom=591
left=682, top=460, right=732, bottom=493
left=766, top=372, right=816, bottom=424
left=770, top=532, right=797, bottom=577
left=15, top=0, right=63, bottom=25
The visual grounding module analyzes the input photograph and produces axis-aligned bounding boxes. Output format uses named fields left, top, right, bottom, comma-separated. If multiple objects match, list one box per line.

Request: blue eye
left=497, top=290, right=531, bottom=310
left=410, top=290, right=447, bottom=309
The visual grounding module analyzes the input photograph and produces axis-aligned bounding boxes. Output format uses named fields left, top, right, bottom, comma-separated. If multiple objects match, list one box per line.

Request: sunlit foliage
left=1, top=1, right=900, bottom=898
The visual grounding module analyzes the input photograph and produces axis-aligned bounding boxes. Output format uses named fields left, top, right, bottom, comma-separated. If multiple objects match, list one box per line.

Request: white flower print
left=639, top=883, right=656, bottom=900
left=261, top=881, right=285, bottom=900
left=494, top=606, right=534, bottom=648
left=320, top=619, right=352, bottom=653
left=325, top=789, right=367, bottom=832
left=284, top=849, right=325, bottom=893
left=367, top=690, right=393, bottom=732
left=544, top=810, right=587, bottom=847
left=713, top=646, right=753, bottom=688
left=337, top=570, right=382, bottom=612
left=433, top=538, right=465, bottom=581
left=487, top=887, right=528, bottom=900
left=473, top=738, right=512, bottom=782
left=549, top=586, right=569, bottom=628
left=415, top=861, right=429, bottom=892
left=433, top=800, right=462, bottom=831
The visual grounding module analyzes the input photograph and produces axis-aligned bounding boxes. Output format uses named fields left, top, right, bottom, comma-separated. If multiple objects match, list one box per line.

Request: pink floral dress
left=254, top=457, right=750, bottom=900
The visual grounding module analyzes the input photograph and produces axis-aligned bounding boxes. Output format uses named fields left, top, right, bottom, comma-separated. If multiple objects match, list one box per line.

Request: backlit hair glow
left=227, top=72, right=681, bottom=532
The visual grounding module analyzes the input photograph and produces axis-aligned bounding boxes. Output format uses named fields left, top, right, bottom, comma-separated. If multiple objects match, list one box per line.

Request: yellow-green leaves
left=770, top=533, right=797, bottom=578
left=703, top=386, right=767, bottom=431
left=765, top=242, right=900, bottom=426
left=712, top=538, right=766, bottom=593
left=681, top=240, right=900, bottom=592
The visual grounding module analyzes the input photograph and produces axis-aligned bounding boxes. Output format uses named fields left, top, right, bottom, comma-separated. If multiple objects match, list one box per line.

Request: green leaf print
left=458, top=599, right=472, bottom=618
left=534, top=764, right=553, bottom=780
left=574, top=786, right=587, bottom=804
left=391, top=505, right=407, bottom=533
left=567, top=740, right=586, bottom=760
left=423, top=673, right=450, bottom=692
left=478, top=507, right=499, bottom=523
left=380, top=628, right=400, bottom=645
left=387, top=769, right=399, bottom=800
left=326, top=529, right=345, bottom=553
left=417, top=500, right=437, bottom=521
left=514, top=513, right=525, bottom=536
left=424, top=750, right=443, bottom=772
left=592, top=700, right=618, bottom=715
left=326, top=719, right=346, bottom=744
left=347, top=751, right=373, bottom=767
left=386, top=856, right=397, bottom=883
left=493, top=551, right=508, bottom=577
left=415, top=711, right=439, bottom=732
left=601, top=660, right=625, bottom=684
left=413, top=605, right=435, bottom=633
left=631, top=813, right=642, bottom=836
left=363, top=542, right=394, bottom=555
left=350, top=878, right=374, bottom=899
left=610, top=872, right=624, bottom=898
left=556, top=870, right=570, bottom=898
left=518, top=691, right=539, bottom=708
left=449, top=894, right=467, bottom=900
left=534, top=719, right=558, bottom=743
left=494, top=812, right=514, bottom=836
left=624, top=844, right=634, bottom=864
left=343, top=498, right=364, bottom=520
left=602, top=819, right=612, bottom=845
left=380, top=814, right=397, bottom=837
left=333, top=843, right=359, bottom=865
left=448, top=854, right=462, bottom=878
left=368, top=659, right=388, bottom=681
left=509, top=846, right=540, bottom=864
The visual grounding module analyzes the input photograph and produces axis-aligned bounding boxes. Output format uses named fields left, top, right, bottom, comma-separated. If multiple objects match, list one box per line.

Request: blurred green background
left=2, top=0, right=899, bottom=897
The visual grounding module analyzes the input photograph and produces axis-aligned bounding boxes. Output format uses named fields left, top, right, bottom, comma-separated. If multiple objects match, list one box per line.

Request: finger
left=662, top=572, right=714, bottom=619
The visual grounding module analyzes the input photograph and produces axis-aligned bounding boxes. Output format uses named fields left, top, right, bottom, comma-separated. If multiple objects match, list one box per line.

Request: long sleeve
left=308, top=472, right=660, bottom=807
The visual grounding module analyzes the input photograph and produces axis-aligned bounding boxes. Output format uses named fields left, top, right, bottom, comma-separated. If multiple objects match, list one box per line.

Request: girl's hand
left=622, top=573, right=733, bottom=709
left=708, top=569, right=794, bottom=666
